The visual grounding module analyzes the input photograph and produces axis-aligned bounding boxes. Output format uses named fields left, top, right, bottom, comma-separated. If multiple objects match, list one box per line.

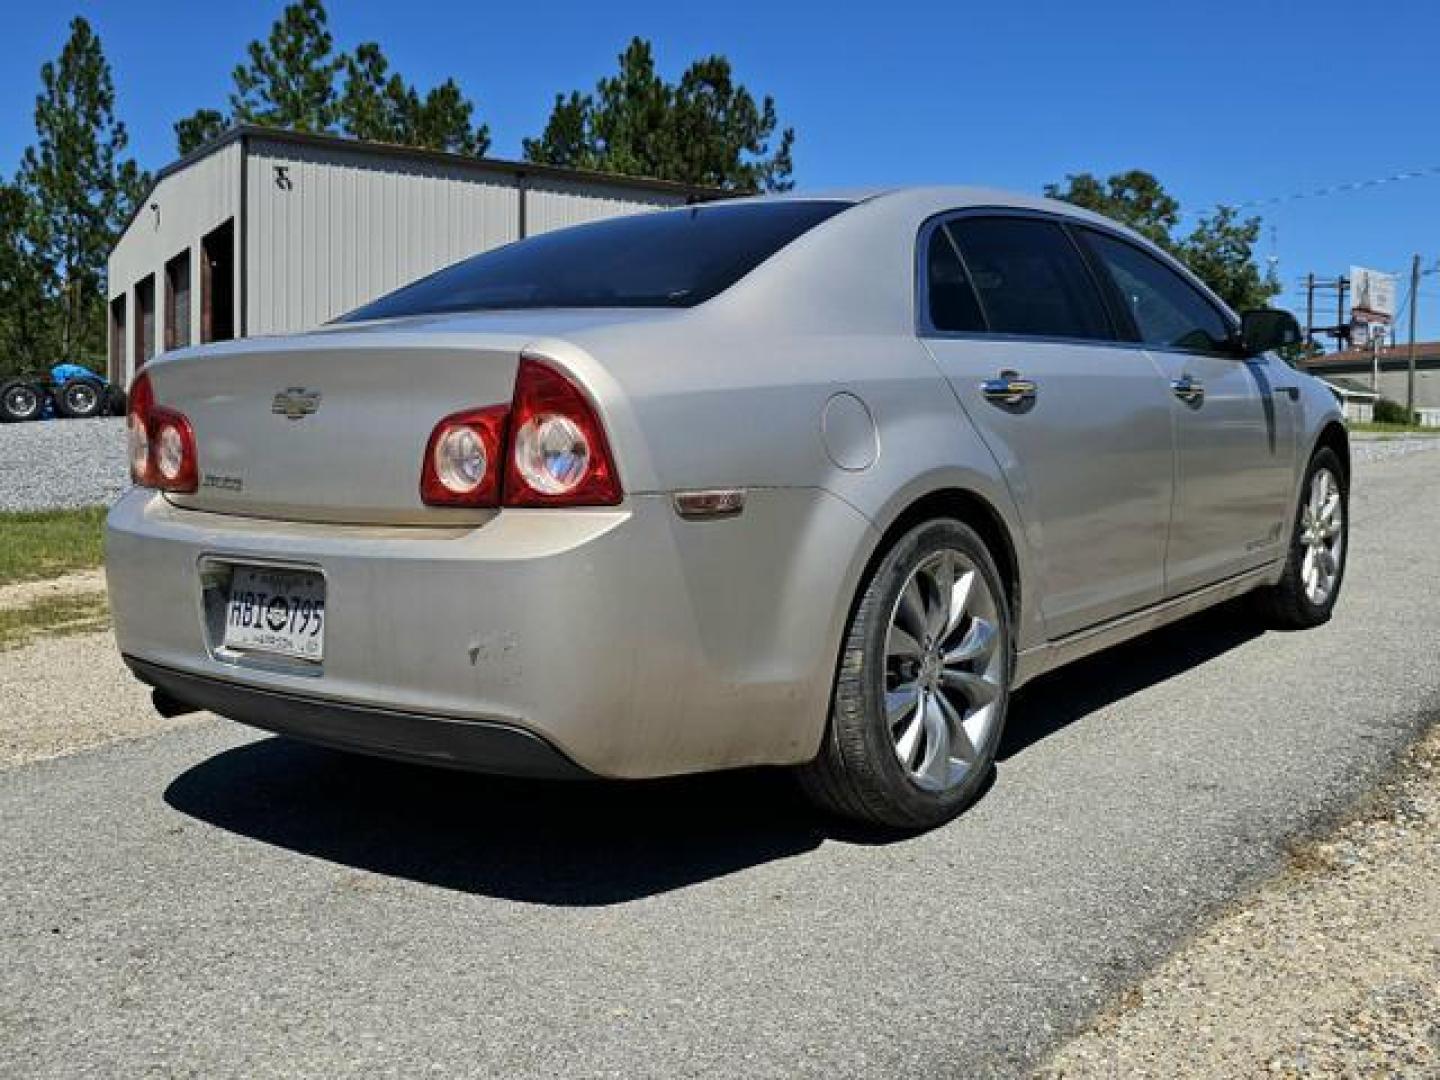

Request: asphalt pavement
left=2, top=447, right=1438, bottom=1078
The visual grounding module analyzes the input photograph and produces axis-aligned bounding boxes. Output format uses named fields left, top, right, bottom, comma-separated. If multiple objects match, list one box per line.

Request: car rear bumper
left=127, top=656, right=590, bottom=778
left=105, top=487, right=874, bottom=778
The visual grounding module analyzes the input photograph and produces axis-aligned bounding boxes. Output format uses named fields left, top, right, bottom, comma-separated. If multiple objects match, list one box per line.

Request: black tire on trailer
left=106, top=384, right=127, bottom=416
left=0, top=379, right=45, bottom=423
left=55, top=379, right=105, bottom=419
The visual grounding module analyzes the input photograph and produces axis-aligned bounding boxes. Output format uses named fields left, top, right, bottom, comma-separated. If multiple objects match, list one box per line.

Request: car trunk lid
left=148, top=330, right=528, bottom=524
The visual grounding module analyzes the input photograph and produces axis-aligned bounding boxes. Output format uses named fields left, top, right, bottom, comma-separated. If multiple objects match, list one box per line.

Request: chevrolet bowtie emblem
left=271, top=387, right=322, bottom=420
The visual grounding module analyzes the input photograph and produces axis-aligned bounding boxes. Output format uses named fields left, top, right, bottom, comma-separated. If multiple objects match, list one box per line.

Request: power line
left=1181, top=164, right=1440, bottom=219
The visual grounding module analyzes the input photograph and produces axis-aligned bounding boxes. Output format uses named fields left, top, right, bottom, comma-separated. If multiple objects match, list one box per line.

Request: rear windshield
left=340, top=199, right=851, bottom=321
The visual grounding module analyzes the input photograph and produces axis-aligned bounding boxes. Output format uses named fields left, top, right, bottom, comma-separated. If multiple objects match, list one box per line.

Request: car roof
left=724, top=185, right=1138, bottom=236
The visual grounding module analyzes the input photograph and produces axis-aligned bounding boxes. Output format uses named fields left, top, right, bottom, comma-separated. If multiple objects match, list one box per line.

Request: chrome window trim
left=914, top=206, right=1124, bottom=345
left=1069, top=223, right=1244, bottom=360
left=913, top=205, right=1246, bottom=362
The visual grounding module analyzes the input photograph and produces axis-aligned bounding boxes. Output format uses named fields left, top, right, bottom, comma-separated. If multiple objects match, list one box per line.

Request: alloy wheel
left=1298, top=466, right=1344, bottom=606
left=883, top=549, right=1005, bottom=792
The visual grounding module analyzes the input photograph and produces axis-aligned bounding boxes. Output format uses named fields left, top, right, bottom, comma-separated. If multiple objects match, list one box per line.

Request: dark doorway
left=134, top=275, right=156, bottom=369
left=108, top=296, right=126, bottom=383
left=201, top=219, right=235, bottom=343
left=164, top=249, right=192, bottom=352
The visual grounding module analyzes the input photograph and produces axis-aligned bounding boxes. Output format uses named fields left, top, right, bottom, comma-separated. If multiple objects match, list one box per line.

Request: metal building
left=106, top=126, right=711, bottom=386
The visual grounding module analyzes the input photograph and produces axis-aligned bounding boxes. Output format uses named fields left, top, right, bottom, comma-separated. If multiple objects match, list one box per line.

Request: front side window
left=1081, top=230, right=1232, bottom=354
left=341, top=200, right=852, bottom=321
left=945, top=217, right=1112, bottom=340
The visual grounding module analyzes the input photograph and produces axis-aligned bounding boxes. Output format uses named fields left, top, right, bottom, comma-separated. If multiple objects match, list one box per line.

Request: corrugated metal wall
left=245, top=139, right=689, bottom=336
left=245, top=138, right=526, bottom=335
left=524, top=175, right=677, bottom=235
left=107, top=141, right=241, bottom=382
left=108, top=132, right=697, bottom=378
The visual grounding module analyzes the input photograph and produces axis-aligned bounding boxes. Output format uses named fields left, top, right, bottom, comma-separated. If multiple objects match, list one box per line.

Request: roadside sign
left=1350, top=266, right=1396, bottom=323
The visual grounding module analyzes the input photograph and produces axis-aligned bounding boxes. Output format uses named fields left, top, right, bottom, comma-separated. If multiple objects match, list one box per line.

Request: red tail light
left=127, top=372, right=198, bottom=493
left=419, top=356, right=622, bottom=509
left=420, top=405, right=509, bottom=506
left=503, top=357, right=622, bottom=507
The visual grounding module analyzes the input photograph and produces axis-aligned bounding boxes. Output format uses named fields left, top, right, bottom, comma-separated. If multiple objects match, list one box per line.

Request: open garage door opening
left=201, top=220, right=234, bottom=344
left=165, top=249, right=192, bottom=352
left=108, top=296, right=126, bottom=383
left=133, top=275, right=156, bottom=370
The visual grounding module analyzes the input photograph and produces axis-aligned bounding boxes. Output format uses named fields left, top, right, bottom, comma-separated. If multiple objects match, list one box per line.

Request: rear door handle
left=1171, top=374, right=1205, bottom=405
left=980, top=371, right=1038, bottom=407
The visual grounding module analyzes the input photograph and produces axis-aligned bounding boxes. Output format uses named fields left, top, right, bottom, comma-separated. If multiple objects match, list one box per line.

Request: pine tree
left=338, top=42, right=490, bottom=154
left=174, top=1, right=489, bottom=158
left=0, top=183, right=52, bottom=375
left=523, top=38, right=795, bottom=192
left=230, top=0, right=340, bottom=132
left=15, top=17, right=148, bottom=366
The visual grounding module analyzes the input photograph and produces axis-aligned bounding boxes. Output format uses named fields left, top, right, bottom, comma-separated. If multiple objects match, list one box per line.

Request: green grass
left=0, top=591, right=109, bottom=651
left=0, top=507, right=108, bottom=587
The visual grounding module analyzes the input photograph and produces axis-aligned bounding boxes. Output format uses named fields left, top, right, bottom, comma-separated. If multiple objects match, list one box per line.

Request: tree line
left=1, top=1, right=1275, bottom=379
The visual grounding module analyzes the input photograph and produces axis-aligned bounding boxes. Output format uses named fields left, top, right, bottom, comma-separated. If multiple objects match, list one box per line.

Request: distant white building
left=106, top=126, right=712, bottom=386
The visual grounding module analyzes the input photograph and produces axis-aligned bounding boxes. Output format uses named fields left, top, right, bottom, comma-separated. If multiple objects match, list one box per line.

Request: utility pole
left=1305, top=272, right=1315, bottom=347
left=1407, top=254, right=1421, bottom=417
left=1299, top=274, right=1355, bottom=355
left=1337, top=276, right=1349, bottom=352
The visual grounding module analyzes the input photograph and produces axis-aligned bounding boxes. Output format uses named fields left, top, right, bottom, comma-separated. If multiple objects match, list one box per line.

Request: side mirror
left=1239, top=309, right=1303, bottom=356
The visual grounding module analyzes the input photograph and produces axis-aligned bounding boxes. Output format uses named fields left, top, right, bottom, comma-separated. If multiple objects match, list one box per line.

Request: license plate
left=221, top=566, right=326, bottom=661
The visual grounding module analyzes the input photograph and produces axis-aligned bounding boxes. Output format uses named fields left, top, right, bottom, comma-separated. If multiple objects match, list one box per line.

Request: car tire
left=0, top=379, right=45, bottom=423
left=105, top=385, right=127, bottom=416
left=798, top=518, right=1013, bottom=830
left=55, top=379, right=105, bottom=419
left=1253, top=446, right=1348, bottom=630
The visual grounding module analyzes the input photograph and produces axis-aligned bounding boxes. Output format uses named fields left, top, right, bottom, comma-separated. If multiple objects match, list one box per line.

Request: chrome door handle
left=1171, top=375, right=1205, bottom=405
left=980, top=372, right=1038, bottom=407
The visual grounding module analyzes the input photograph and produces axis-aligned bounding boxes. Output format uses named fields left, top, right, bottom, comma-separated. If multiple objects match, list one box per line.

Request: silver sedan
left=106, top=188, right=1349, bottom=829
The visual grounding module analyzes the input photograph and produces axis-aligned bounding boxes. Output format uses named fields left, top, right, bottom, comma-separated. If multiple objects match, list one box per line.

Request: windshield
left=339, top=199, right=851, bottom=322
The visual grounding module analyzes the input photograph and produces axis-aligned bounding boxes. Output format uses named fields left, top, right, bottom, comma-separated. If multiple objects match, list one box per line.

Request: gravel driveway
left=0, top=417, right=127, bottom=512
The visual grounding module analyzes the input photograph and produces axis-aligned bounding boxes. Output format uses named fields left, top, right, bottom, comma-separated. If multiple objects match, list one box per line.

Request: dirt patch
left=0, top=590, right=109, bottom=652
left=0, top=567, right=107, bottom=610
left=1040, top=723, right=1440, bottom=1077
left=0, top=630, right=202, bottom=768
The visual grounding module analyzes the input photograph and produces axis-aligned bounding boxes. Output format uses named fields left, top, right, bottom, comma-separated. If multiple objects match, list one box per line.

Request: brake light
left=127, top=373, right=198, bottom=493
left=419, top=405, right=508, bottom=506
left=419, top=356, right=621, bottom=509
left=126, top=375, right=152, bottom=483
left=503, top=357, right=621, bottom=507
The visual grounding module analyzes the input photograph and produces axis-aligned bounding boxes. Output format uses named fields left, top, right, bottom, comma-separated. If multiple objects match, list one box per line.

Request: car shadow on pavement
left=163, top=601, right=1261, bottom=906
left=165, top=738, right=836, bottom=905
left=1000, top=599, right=1264, bottom=761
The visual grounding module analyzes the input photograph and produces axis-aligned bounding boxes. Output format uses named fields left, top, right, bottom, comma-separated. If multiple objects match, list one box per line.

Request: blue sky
left=4, top=0, right=1438, bottom=341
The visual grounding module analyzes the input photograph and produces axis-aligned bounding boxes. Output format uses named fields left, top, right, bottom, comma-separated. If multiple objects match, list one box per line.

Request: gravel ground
left=0, top=417, right=127, bottom=512
left=1041, top=721, right=1440, bottom=1077
left=1350, top=433, right=1440, bottom=464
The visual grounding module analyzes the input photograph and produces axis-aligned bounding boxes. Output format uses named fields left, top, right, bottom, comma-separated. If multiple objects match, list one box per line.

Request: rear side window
left=1081, top=230, right=1232, bottom=354
left=926, top=227, right=985, bottom=332
left=946, top=217, right=1112, bottom=340
left=340, top=200, right=851, bottom=321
